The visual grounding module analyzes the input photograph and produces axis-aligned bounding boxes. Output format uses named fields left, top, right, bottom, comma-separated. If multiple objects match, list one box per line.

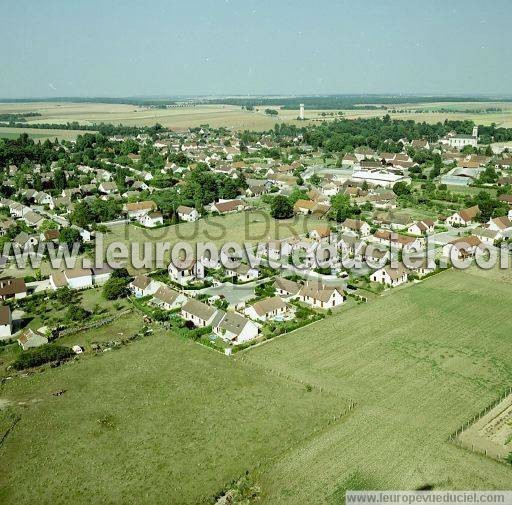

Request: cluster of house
left=128, top=271, right=345, bottom=346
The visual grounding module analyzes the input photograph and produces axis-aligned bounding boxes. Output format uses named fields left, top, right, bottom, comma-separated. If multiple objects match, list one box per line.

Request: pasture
left=2, top=100, right=512, bottom=132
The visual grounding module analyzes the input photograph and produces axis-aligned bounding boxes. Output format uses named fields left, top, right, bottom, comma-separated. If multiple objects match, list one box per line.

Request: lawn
left=0, top=328, right=343, bottom=504
left=242, top=266, right=512, bottom=503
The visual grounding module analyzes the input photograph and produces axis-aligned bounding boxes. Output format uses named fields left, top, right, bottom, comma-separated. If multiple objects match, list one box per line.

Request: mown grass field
left=2, top=100, right=512, bottom=132
left=243, top=266, right=512, bottom=503
left=0, top=328, right=343, bottom=504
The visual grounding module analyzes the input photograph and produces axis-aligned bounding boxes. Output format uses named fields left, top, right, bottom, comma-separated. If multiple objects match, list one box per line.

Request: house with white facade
left=150, top=286, right=187, bottom=310
left=446, top=206, right=480, bottom=227
left=138, top=211, right=163, bottom=228
left=298, top=282, right=345, bottom=309
left=181, top=299, right=218, bottom=327
left=213, top=311, right=259, bottom=344
left=273, top=277, right=301, bottom=299
left=244, top=296, right=288, bottom=321
left=129, top=275, right=160, bottom=297
left=168, top=258, right=205, bottom=286
left=124, top=201, right=157, bottom=219
left=371, top=265, right=408, bottom=287
left=177, top=205, right=200, bottom=222
left=340, top=219, right=371, bottom=237
left=0, top=305, right=12, bottom=339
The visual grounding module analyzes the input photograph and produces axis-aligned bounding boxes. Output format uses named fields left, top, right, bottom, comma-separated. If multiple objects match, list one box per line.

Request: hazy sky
left=1, top=0, right=511, bottom=98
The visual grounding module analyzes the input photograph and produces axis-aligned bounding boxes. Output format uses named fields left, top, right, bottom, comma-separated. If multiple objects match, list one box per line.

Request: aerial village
left=1, top=117, right=512, bottom=363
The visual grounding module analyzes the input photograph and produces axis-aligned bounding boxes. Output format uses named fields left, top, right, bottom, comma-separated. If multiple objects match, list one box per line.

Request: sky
left=1, top=0, right=511, bottom=98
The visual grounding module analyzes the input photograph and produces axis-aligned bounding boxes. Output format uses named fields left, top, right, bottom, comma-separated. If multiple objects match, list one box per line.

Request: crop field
left=240, top=266, right=512, bottom=502
left=0, top=327, right=343, bottom=504
left=2, top=100, right=512, bottom=132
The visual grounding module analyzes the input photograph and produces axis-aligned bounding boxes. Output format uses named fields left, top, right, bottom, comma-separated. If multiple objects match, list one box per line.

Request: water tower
left=299, top=103, right=305, bottom=120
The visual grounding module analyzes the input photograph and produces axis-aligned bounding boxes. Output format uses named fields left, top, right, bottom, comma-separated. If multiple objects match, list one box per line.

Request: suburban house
left=23, top=211, right=44, bottom=229
left=181, top=299, right=218, bottom=327
left=298, top=282, right=345, bottom=309
left=168, top=258, right=205, bottom=286
left=244, top=296, right=288, bottom=321
left=340, top=218, right=371, bottom=237
left=407, top=219, right=435, bottom=236
left=406, top=258, right=436, bottom=277
left=91, top=265, right=113, bottom=285
left=274, top=277, right=301, bottom=299
left=13, top=231, right=38, bottom=249
left=226, top=263, right=259, bottom=283
left=124, top=201, right=157, bottom=219
left=129, top=275, right=160, bottom=297
left=150, top=286, right=187, bottom=310
left=50, top=267, right=93, bottom=290
left=371, top=265, right=408, bottom=287
left=411, top=139, right=430, bottom=150
left=213, top=311, right=259, bottom=344
left=474, top=227, right=501, bottom=245
left=0, top=305, right=12, bottom=338
left=488, top=216, right=512, bottom=233
left=373, top=230, right=422, bottom=253
left=138, top=211, right=163, bottom=228
left=446, top=206, right=480, bottom=227
left=310, top=226, right=334, bottom=243
left=0, top=278, right=27, bottom=300
left=98, top=182, right=118, bottom=194
left=293, top=199, right=316, bottom=215
left=17, top=328, right=48, bottom=350
left=210, top=199, right=246, bottom=214
left=442, top=235, right=485, bottom=259
left=256, top=240, right=292, bottom=260
left=177, top=205, right=200, bottom=222
left=373, top=212, right=413, bottom=230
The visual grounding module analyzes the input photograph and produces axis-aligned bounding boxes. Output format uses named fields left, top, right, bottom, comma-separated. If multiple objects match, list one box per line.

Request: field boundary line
left=447, top=385, right=512, bottom=465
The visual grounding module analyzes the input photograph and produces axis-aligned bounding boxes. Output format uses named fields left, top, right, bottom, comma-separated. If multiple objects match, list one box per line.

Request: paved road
left=429, top=225, right=477, bottom=246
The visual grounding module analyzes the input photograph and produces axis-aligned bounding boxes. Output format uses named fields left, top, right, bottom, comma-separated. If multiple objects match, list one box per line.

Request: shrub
left=13, top=344, right=74, bottom=370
